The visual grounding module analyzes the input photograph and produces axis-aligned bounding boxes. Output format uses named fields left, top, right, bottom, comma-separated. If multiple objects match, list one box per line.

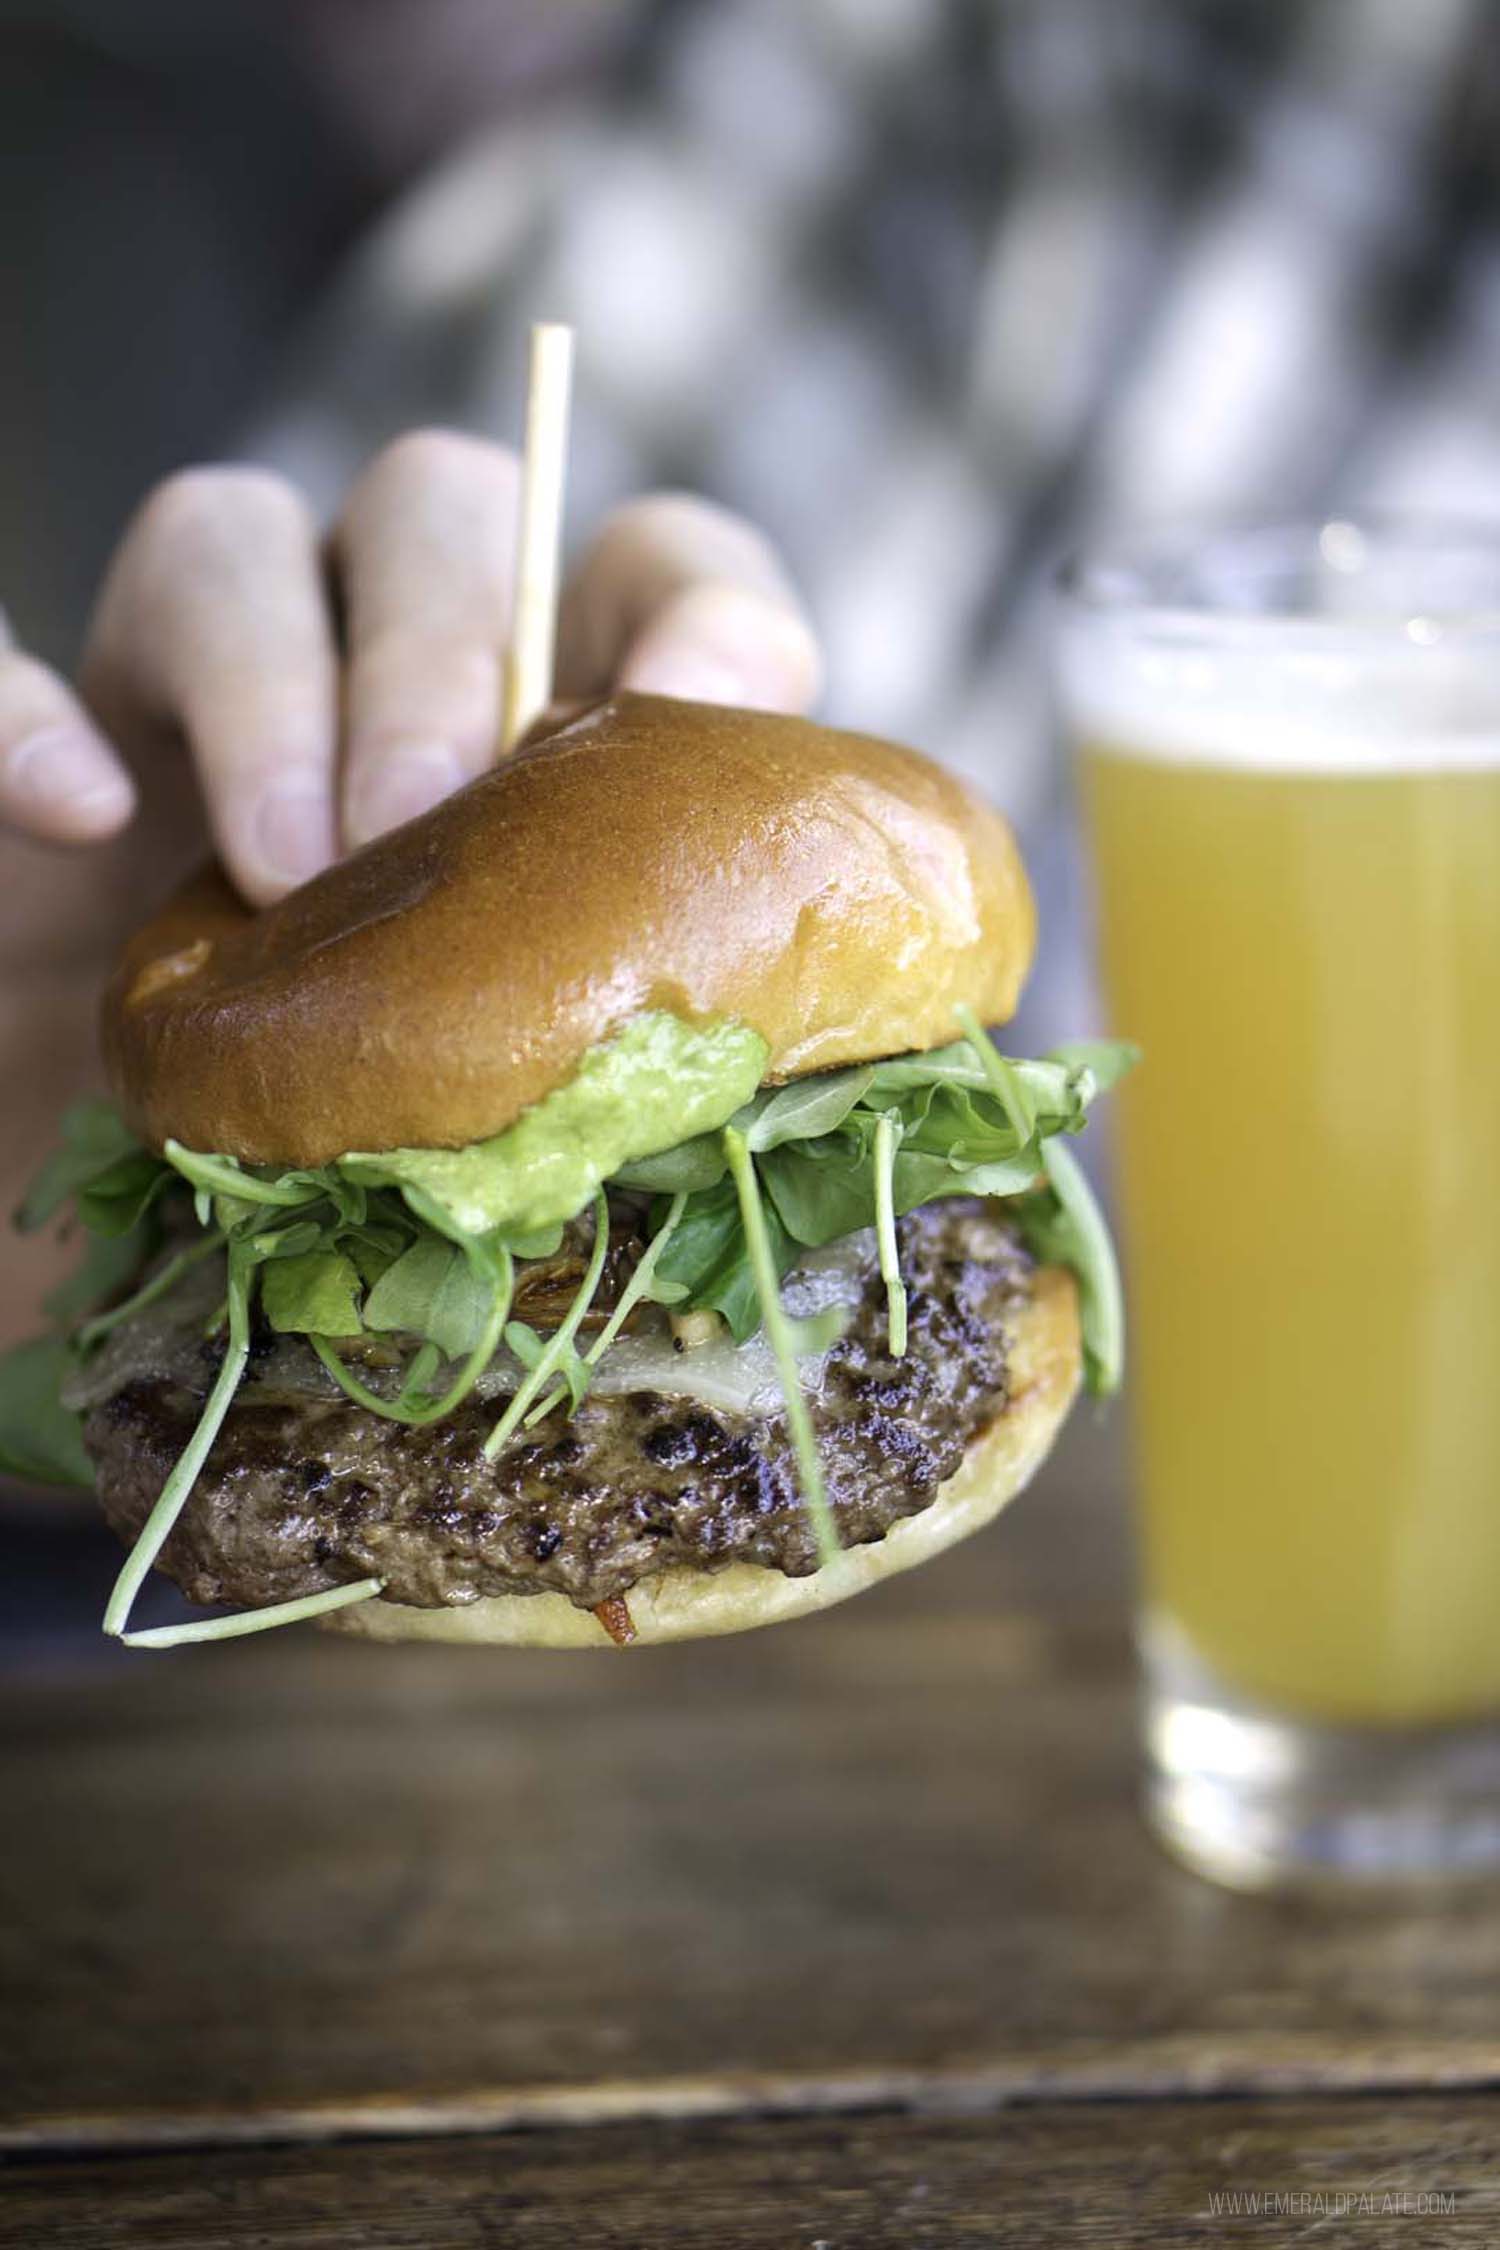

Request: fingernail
left=345, top=741, right=466, bottom=847
left=623, top=587, right=821, bottom=714
left=252, top=770, right=336, bottom=888
left=5, top=726, right=135, bottom=829
left=623, top=649, right=757, bottom=707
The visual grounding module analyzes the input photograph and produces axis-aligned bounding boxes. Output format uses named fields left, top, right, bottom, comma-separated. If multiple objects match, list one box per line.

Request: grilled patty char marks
left=86, top=1201, right=1034, bottom=1615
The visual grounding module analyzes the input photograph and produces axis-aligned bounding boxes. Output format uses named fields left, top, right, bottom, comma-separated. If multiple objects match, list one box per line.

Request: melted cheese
left=64, top=1233, right=875, bottom=1422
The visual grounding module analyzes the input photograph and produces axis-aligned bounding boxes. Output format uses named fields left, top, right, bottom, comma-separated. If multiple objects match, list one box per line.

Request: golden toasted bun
left=102, top=694, right=1035, bottom=1166
left=324, top=1265, right=1078, bottom=1648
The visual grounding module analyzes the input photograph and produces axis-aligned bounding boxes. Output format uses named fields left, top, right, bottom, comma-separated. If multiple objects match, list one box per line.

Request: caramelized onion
left=592, top=1595, right=637, bottom=1646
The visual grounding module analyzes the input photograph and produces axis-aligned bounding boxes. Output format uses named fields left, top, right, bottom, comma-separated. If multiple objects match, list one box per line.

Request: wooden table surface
left=4, top=1414, right=1498, bottom=2247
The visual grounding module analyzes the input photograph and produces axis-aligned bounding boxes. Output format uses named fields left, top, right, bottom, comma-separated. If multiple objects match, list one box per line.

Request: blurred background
left=5, top=0, right=1500, bottom=1646
left=11, top=0, right=1500, bottom=830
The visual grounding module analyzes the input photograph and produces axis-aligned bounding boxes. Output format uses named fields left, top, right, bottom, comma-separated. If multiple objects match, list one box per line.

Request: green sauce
left=343, top=1012, right=768, bottom=1238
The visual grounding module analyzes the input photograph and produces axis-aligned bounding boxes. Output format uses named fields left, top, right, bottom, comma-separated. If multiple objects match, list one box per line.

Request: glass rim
left=1057, top=513, right=1500, bottom=647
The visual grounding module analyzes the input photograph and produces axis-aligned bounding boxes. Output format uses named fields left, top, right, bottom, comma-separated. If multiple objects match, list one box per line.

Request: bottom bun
left=325, top=1264, right=1080, bottom=1649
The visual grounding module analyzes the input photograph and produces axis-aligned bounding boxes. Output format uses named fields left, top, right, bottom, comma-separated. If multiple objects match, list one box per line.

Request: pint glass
left=1057, top=520, right=1500, bottom=1885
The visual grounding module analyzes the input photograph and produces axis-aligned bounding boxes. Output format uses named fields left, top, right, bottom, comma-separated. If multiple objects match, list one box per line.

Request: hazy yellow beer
left=1084, top=747, right=1500, bottom=1724
left=1059, top=522, right=1500, bottom=1882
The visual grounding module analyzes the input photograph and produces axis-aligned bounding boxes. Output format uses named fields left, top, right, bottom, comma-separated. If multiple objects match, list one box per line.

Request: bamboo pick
left=501, top=321, right=576, bottom=752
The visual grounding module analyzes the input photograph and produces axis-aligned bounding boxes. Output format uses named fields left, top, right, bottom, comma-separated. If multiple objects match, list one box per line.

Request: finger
left=82, top=467, right=338, bottom=905
left=333, top=430, right=519, bottom=848
left=557, top=493, right=821, bottom=715
left=0, top=647, right=136, bottom=844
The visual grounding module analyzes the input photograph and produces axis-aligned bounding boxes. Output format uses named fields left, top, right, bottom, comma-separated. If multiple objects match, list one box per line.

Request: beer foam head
left=1058, top=618, right=1500, bottom=774
left=1058, top=521, right=1500, bottom=774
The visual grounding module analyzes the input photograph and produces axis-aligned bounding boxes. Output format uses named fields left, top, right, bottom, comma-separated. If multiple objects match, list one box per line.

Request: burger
left=2, top=693, right=1131, bottom=1650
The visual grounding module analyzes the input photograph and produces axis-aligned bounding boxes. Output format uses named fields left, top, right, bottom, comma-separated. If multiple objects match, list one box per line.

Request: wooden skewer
left=501, top=321, right=576, bottom=752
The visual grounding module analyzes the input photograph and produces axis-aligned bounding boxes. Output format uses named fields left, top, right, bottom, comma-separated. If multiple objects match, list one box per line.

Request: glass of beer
left=1056, top=519, right=1500, bottom=1887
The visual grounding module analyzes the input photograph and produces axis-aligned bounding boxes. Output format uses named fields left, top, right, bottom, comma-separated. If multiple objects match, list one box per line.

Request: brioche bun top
left=102, top=694, right=1036, bottom=1165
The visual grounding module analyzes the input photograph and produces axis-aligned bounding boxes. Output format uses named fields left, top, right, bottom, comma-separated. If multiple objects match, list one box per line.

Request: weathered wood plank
left=4, top=1419, right=1498, bottom=2149
left=3, top=2096, right=1497, bottom=2250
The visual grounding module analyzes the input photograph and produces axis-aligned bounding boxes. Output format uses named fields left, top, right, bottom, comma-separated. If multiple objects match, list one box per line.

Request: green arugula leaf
left=741, top=1066, right=874, bottom=1152
left=758, top=1135, right=877, bottom=1248
left=15, top=1098, right=145, bottom=1231
left=502, top=1222, right=568, bottom=1260
left=75, top=1150, right=172, bottom=1238
left=653, top=1174, right=796, bottom=1344
left=1046, top=1039, right=1142, bottom=1097
left=249, top=1219, right=327, bottom=1261
left=346, top=1229, right=411, bottom=1289
left=896, top=1081, right=1025, bottom=1162
left=364, top=1235, right=500, bottom=1359
left=610, top=1136, right=728, bottom=1194
left=888, top=1147, right=979, bottom=1210
left=653, top=1027, right=1135, bottom=1381
left=934, top=1154, right=1045, bottom=1199
left=0, top=1335, right=94, bottom=1486
left=862, top=1038, right=1010, bottom=1096
left=314, top=1246, right=514, bottom=1431
left=43, top=1222, right=156, bottom=1327
left=302, top=1171, right=370, bottom=1227
left=261, top=1250, right=363, bottom=1338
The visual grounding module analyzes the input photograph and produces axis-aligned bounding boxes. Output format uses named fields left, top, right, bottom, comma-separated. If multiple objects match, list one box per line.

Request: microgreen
left=723, top=1126, right=840, bottom=1569
left=2, top=1014, right=1133, bottom=1650
left=872, top=1112, right=907, bottom=1358
left=119, top=1576, right=386, bottom=1648
left=102, top=1244, right=255, bottom=1640
left=953, top=1003, right=1037, bottom=1142
left=163, top=1141, right=314, bottom=1210
left=525, top=1190, right=688, bottom=1426
left=1029, top=1138, right=1126, bottom=1394
left=652, top=1030, right=1134, bottom=1349
left=75, top=1232, right=226, bottom=1353
left=313, top=1244, right=516, bottom=1428
left=483, top=1190, right=610, bottom=1458
left=45, top=1223, right=159, bottom=1330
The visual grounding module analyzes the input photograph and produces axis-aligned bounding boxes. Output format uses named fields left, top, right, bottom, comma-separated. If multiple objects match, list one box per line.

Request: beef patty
left=85, top=1200, right=1034, bottom=1616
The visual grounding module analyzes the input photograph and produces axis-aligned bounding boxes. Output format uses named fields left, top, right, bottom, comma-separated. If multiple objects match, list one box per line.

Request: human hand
left=0, top=436, right=819, bottom=1343
left=1, top=431, right=821, bottom=903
